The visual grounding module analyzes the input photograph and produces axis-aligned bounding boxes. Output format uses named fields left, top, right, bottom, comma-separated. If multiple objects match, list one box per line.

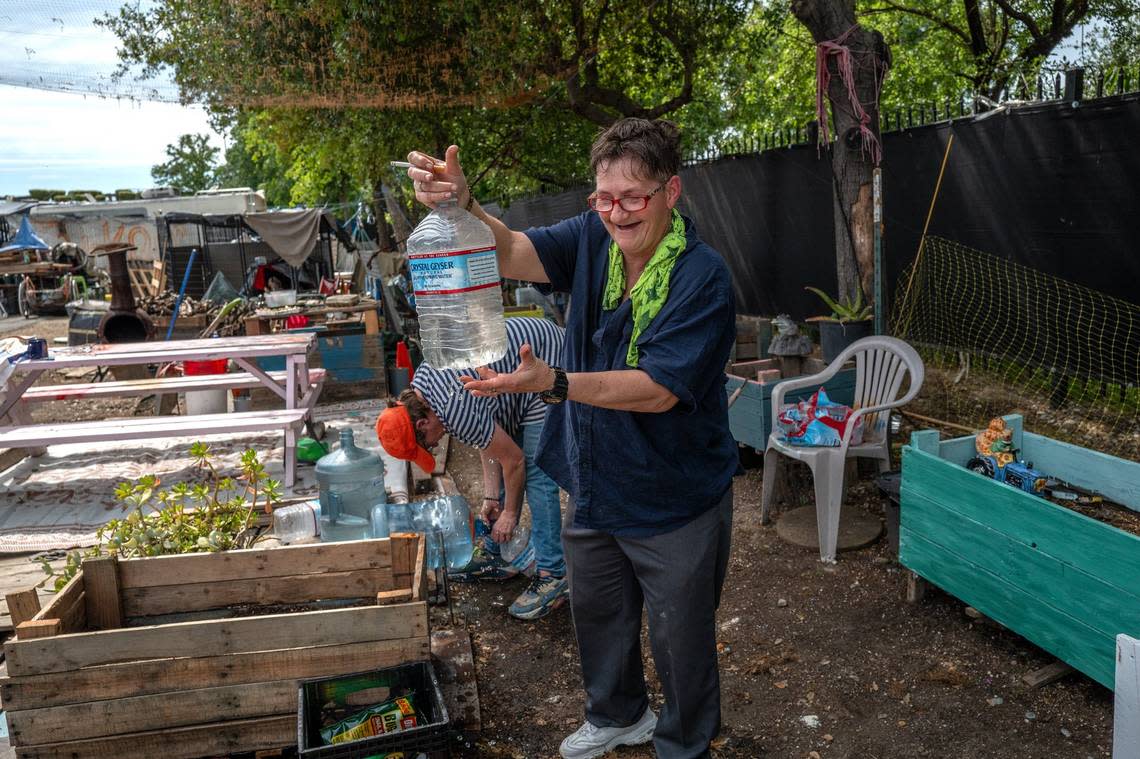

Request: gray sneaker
left=508, top=573, right=569, bottom=620
left=559, top=708, right=657, bottom=759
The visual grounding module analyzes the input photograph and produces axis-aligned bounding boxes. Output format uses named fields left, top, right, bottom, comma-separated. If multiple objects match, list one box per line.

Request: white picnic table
left=0, top=334, right=323, bottom=487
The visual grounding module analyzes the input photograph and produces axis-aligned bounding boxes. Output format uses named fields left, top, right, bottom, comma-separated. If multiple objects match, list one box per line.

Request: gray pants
left=563, top=486, right=733, bottom=759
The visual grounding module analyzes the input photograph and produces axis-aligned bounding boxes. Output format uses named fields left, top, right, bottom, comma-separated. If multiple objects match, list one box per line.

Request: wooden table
left=243, top=302, right=381, bottom=336
left=0, top=334, right=320, bottom=487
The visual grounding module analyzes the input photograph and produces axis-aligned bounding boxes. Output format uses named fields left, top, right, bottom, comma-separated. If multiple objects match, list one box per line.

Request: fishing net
left=891, top=236, right=1140, bottom=461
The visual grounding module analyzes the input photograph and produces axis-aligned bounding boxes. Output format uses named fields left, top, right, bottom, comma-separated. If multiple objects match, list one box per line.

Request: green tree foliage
left=102, top=0, right=758, bottom=205
left=211, top=114, right=294, bottom=207
left=150, top=133, right=220, bottom=193
left=105, top=1, right=1136, bottom=206
left=725, top=1, right=1137, bottom=140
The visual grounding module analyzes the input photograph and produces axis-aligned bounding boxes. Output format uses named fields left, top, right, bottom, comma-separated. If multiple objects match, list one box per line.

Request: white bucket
left=184, top=389, right=228, bottom=415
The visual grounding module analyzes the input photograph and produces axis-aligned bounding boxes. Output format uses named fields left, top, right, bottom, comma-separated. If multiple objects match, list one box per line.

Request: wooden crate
left=0, top=534, right=430, bottom=759
left=732, top=315, right=771, bottom=361
left=724, top=358, right=856, bottom=451
left=900, top=415, right=1140, bottom=689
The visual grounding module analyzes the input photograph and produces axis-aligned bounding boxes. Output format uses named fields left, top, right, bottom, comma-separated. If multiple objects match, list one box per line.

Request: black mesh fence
left=500, top=94, right=1140, bottom=319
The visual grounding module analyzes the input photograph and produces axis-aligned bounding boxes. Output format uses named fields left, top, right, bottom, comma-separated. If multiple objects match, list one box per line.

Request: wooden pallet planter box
left=724, top=358, right=857, bottom=451
left=0, top=534, right=430, bottom=759
left=900, top=415, right=1140, bottom=689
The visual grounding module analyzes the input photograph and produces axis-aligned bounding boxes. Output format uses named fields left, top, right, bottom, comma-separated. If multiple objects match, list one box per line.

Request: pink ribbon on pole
left=815, top=24, right=887, bottom=165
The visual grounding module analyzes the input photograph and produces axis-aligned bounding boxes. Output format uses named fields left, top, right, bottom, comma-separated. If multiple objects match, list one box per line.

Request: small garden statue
left=767, top=314, right=814, bottom=377
left=975, top=417, right=1015, bottom=467
left=768, top=314, right=813, bottom=357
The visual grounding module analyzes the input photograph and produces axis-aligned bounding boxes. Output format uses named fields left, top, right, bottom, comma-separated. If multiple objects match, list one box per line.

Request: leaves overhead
left=103, top=0, right=1137, bottom=206
left=102, top=0, right=749, bottom=120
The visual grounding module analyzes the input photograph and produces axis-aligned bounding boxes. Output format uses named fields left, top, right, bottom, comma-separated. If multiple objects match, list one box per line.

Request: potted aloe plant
left=805, top=286, right=874, bottom=362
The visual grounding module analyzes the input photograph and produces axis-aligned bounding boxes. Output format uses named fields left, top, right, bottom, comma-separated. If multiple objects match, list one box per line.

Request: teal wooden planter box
left=900, top=414, right=1140, bottom=689
left=724, top=358, right=857, bottom=451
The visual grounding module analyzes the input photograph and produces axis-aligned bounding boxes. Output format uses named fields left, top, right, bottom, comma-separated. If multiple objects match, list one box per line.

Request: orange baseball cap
left=375, top=404, right=436, bottom=474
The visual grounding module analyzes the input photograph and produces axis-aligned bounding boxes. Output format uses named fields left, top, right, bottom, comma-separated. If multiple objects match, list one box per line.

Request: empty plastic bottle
left=369, top=502, right=390, bottom=539
left=500, top=524, right=536, bottom=576
left=411, top=495, right=474, bottom=571
left=405, top=197, right=507, bottom=369
left=272, top=500, right=321, bottom=544
left=387, top=502, right=417, bottom=533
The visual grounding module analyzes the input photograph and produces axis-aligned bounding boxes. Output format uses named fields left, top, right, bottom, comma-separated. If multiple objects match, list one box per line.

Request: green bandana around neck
left=602, top=209, right=688, bottom=368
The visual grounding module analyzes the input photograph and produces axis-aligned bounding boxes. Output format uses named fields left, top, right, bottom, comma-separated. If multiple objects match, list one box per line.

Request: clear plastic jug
left=411, top=495, right=474, bottom=571
left=272, top=500, right=321, bottom=544
left=406, top=198, right=507, bottom=369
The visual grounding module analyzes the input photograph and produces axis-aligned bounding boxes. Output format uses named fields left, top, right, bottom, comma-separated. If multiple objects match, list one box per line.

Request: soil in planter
left=1042, top=491, right=1140, bottom=537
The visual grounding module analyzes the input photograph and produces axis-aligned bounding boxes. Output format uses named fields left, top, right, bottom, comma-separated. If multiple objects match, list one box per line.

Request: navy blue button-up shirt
left=526, top=211, right=739, bottom=537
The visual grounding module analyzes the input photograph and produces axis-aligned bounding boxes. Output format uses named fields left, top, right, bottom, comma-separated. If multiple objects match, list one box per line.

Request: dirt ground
left=441, top=441, right=1115, bottom=759
left=2, top=315, right=1119, bottom=758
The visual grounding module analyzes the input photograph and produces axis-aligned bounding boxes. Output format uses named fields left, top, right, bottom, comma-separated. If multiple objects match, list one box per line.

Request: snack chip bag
left=321, top=695, right=419, bottom=746
left=776, top=388, right=863, bottom=447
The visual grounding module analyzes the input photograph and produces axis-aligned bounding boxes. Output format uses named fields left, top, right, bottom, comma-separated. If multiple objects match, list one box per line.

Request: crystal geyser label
left=409, top=245, right=500, bottom=296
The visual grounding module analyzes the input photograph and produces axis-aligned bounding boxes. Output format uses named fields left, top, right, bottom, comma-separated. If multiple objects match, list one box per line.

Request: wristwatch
left=540, top=366, right=569, bottom=404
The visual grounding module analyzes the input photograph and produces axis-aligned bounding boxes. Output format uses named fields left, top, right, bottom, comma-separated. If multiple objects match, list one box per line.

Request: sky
left=0, top=0, right=223, bottom=197
left=0, top=86, right=221, bottom=196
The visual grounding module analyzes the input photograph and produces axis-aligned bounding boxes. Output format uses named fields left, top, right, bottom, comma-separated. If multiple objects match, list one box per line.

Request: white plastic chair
left=761, top=336, right=924, bottom=562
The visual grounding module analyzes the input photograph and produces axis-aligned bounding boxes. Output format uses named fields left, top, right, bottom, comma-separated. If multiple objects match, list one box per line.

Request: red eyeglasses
left=587, top=183, right=665, bottom=213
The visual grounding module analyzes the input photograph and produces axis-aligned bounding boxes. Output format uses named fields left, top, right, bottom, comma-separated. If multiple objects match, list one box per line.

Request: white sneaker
left=558, top=707, right=657, bottom=759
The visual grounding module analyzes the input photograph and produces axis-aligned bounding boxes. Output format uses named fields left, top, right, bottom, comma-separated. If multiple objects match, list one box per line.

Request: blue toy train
left=965, top=454, right=1049, bottom=495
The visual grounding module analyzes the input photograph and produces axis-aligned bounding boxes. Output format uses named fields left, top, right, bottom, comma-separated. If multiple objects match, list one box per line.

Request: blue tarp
left=0, top=215, right=49, bottom=254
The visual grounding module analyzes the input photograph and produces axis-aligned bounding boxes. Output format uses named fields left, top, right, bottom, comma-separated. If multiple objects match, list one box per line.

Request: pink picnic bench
left=17, top=369, right=327, bottom=405
left=1, top=335, right=324, bottom=488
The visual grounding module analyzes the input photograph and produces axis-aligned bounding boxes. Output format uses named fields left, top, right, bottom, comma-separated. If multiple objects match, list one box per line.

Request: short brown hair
left=390, top=388, right=432, bottom=449
left=589, top=118, right=682, bottom=182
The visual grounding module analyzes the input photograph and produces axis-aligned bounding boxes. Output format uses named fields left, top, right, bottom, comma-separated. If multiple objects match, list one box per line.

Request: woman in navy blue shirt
left=407, top=118, right=738, bottom=759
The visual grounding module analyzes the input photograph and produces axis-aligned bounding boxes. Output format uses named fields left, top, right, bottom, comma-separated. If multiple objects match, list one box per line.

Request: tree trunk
left=791, top=0, right=890, bottom=307
left=381, top=183, right=413, bottom=254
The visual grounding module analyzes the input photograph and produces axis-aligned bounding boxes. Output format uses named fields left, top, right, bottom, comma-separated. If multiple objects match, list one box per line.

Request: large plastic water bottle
left=411, top=495, right=475, bottom=571
left=369, top=503, right=390, bottom=539
left=387, top=502, right=417, bottom=533
left=406, top=198, right=507, bottom=369
left=315, top=429, right=386, bottom=522
left=315, top=429, right=385, bottom=542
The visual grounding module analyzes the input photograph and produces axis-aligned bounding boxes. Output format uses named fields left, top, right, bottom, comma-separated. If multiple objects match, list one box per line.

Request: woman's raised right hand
left=406, top=145, right=469, bottom=209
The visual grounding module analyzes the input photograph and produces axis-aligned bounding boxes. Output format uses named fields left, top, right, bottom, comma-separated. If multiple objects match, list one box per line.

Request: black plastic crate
left=298, top=660, right=451, bottom=758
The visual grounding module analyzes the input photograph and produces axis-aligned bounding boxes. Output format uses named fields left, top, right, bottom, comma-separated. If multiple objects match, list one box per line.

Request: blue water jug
left=315, top=429, right=385, bottom=542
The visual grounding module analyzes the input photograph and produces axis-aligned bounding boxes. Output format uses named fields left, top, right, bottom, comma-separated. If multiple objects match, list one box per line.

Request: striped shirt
left=410, top=317, right=565, bottom=449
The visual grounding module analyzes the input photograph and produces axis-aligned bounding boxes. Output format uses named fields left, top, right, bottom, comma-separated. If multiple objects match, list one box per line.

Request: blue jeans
left=485, top=422, right=565, bottom=576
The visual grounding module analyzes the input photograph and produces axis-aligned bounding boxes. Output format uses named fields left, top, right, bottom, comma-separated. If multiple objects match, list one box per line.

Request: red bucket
left=183, top=359, right=228, bottom=376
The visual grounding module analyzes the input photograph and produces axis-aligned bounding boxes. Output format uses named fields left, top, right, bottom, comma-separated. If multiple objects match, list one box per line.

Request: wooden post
left=776, top=355, right=804, bottom=379
left=1116, top=634, right=1140, bottom=759
left=905, top=571, right=927, bottom=604
left=6, top=589, right=41, bottom=628
left=17, top=619, right=61, bottom=639
left=83, top=556, right=124, bottom=630
left=411, top=534, right=427, bottom=602
left=363, top=307, right=380, bottom=335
